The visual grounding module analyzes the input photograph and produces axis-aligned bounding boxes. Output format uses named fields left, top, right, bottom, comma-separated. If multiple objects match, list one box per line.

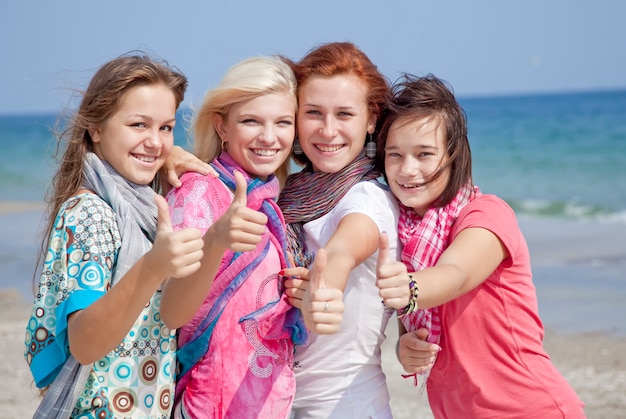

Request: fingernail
left=279, top=270, right=284, bottom=276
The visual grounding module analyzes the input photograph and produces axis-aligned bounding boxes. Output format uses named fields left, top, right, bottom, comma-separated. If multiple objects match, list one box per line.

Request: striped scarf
left=398, top=184, right=479, bottom=390
left=277, top=153, right=380, bottom=268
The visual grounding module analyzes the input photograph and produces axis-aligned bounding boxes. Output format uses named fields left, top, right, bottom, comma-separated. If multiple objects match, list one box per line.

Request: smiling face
left=384, top=116, right=450, bottom=216
left=215, top=91, right=296, bottom=180
left=90, top=83, right=177, bottom=185
left=297, top=74, right=376, bottom=173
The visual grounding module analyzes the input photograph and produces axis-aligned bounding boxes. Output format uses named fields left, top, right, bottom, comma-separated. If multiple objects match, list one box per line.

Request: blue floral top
left=24, top=194, right=176, bottom=418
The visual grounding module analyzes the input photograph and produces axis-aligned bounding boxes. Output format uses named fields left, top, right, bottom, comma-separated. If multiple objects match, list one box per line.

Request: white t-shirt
left=291, top=179, right=400, bottom=419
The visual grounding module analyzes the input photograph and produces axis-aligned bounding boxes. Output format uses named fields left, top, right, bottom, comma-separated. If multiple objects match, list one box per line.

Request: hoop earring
left=293, top=138, right=303, bottom=155
left=365, top=133, right=376, bottom=158
left=221, top=139, right=227, bottom=151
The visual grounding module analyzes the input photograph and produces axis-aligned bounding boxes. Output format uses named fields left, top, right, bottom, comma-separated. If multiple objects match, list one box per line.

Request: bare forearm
left=160, top=242, right=225, bottom=329
left=323, top=249, right=358, bottom=291
left=414, top=264, right=466, bottom=309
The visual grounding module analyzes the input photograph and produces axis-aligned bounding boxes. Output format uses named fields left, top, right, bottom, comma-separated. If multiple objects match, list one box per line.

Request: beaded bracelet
left=397, top=274, right=419, bottom=318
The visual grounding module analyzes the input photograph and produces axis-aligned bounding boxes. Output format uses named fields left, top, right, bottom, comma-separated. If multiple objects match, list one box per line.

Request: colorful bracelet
left=398, top=274, right=419, bottom=318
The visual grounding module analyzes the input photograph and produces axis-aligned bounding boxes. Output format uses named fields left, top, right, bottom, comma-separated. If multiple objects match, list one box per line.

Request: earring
left=365, top=133, right=376, bottom=158
left=293, top=138, right=303, bottom=155
left=220, top=138, right=227, bottom=151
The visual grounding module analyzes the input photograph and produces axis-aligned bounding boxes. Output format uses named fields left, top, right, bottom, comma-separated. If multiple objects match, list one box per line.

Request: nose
left=319, top=115, right=337, bottom=138
left=259, top=124, right=277, bottom=143
left=400, top=155, right=418, bottom=176
left=144, top=128, right=163, bottom=148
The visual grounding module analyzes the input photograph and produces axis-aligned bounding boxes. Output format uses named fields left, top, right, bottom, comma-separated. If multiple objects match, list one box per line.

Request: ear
left=367, top=114, right=377, bottom=134
left=213, top=114, right=226, bottom=141
left=89, top=127, right=101, bottom=143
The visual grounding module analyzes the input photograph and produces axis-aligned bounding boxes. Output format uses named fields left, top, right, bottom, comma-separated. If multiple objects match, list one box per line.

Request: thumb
left=377, top=231, right=391, bottom=268
left=155, top=194, right=173, bottom=233
left=415, top=328, right=430, bottom=342
left=311, top=248, right=327, bottom=291
left=232, top=171, right=248, bottom=207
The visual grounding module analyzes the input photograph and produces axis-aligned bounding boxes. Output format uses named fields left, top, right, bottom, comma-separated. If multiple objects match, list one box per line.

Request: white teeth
left=399, top=182, right=422, bottom=188
left=135, top=155, right=156, bottom=163
left=253, top=149, right=278, bottom=156
left=316, top=144, right=343, bottom=153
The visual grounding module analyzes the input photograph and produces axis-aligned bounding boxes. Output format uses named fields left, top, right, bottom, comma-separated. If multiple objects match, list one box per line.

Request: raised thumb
left=232, top=171, right=248, bottom=207
left=311, top=248, right=328, bottom=291
left=155, top=194, right=173, bottom=232
left=377, top=231, right=391, bottom=267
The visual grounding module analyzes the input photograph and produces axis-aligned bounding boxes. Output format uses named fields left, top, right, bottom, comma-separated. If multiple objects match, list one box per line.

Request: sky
left=1, top=0, right=625, bottom=115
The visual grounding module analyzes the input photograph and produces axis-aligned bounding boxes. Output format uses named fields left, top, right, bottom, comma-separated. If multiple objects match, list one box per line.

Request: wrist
left=397, top=274, right=419, bottom=318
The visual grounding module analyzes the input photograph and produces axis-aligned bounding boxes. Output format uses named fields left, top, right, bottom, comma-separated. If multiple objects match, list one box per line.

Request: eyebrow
left=386, top=143, right=438, bottom=150
left=130, top=114, right=176, bottom=124
left=239, top=113, right=295, bottom=120
left=301, top=103, right=358, bottom=111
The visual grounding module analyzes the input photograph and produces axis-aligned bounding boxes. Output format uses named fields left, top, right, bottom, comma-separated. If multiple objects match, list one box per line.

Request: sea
left=1, top=89, right=625, bottom=334
left=2, top=89, right=626, bottom=220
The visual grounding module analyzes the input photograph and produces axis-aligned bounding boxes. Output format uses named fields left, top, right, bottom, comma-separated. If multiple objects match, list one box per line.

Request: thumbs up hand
left=398, top=328, right=441, bottom=374
left=376, top=232, right=412, bottom=309
left=147, top=194, right=204, bottom=280
left=301, top=248, right=344, bottom=334
left=209, top=171, right=268, bottom=252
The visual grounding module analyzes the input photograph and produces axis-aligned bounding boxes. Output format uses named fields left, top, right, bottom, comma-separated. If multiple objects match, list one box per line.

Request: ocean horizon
left=2, top=88, right=625, bottom=223
left=2, top=88, right=626, bottom=337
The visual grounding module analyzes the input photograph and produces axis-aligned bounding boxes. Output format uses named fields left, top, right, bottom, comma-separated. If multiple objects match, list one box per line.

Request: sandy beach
left=1, top=202, right=625, bottom=418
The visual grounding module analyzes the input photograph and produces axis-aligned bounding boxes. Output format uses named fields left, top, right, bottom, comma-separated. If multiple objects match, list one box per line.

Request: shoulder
left=334, top=179, right=399, bottom=225
left=59, top=193, right=117, bottom=227
left=166, top=173, right=230, bottom=233
left=454, top=193, right=525, bottom=254
left=168, top=172, right=228, bottom=199
left=56, top=193, right=121, bottom=248
left=457, top=194, right=516, bottom=226
left=343, top=178, right=397, bottom=203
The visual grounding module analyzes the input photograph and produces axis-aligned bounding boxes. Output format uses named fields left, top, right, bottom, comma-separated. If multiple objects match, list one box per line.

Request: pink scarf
left=398, top=185, right=479, bottom=386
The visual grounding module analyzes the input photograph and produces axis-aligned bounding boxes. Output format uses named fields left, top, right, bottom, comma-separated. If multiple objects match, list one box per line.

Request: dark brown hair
left=377, top=73, right=473, bottom=207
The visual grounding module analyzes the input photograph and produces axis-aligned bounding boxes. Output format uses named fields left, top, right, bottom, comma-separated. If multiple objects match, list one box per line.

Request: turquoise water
left=2, top=91, right=625, bottom=334
left=464, top=89, right=626, bottom=222
left=2, top=89, right=625, bottom=222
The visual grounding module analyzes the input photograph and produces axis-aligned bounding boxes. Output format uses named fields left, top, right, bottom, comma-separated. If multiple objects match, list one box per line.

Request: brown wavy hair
left=33, top=53, right=188, bottom=294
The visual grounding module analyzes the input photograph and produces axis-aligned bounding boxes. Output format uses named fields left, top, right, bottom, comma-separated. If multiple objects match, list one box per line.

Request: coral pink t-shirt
left=427, top=195, right=585, bottom=418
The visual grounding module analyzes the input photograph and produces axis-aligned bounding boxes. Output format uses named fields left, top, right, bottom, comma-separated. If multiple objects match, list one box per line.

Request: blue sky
left=2, top=0, right=625, bottom=115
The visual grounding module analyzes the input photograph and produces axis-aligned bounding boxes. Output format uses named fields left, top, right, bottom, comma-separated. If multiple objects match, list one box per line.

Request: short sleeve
left=25, top=194, right=120, bottom=387
left=333, top=180, right=398, bottom=232
left=452, top=194, right=523, bottom=260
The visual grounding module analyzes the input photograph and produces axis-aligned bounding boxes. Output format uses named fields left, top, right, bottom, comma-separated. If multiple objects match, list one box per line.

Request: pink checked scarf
left=398, top=184, right=480, bottom=389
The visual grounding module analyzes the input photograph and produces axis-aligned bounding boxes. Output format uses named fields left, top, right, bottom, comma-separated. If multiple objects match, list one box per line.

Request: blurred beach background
left=2, top=0, right=626, bottom=417
left=3, top=89, right=626, bottom=318
left=1, top=89, right=625, bottom=417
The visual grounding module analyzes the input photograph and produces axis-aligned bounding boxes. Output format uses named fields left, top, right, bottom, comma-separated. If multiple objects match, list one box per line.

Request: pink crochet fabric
left=167, top=155, right=297, bottom=418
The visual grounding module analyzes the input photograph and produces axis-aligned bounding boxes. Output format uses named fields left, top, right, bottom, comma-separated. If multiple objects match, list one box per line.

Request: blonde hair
left=192, top=56, right=297, bottom=184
